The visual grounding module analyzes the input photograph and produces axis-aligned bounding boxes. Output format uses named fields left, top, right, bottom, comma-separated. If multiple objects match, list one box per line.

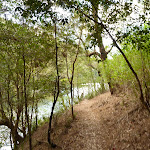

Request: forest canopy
left=0, top=0, right=150, bottom=149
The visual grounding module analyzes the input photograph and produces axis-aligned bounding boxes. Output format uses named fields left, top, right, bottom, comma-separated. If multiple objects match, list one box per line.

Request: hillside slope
left=19, top=92, right=150, bottom=150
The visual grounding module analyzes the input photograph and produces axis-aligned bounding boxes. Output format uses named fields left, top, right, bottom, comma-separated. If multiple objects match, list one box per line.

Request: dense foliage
left=0, top=16, right=102, bottom=149
left=0, top=0, right=149, bottom=149
left=105, top=24, right=150, bottom=97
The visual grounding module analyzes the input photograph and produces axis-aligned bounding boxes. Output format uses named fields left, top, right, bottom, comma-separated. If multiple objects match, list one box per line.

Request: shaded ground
left=19, top=92, right=150, bottom=150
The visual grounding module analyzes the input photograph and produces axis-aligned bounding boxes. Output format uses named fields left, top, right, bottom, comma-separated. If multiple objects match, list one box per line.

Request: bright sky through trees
left=0, top=0, right=149, bottom=149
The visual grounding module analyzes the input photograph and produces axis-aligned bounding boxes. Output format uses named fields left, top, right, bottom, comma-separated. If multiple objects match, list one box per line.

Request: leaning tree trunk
left=77, top=8, right=150, bottom=112
left=103, top=25, right=150, bottom=112
left=97, top=16, right=150, bottom=112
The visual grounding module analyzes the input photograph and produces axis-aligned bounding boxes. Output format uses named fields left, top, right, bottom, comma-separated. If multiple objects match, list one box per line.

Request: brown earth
left=19, top=92, right=150, bottom=150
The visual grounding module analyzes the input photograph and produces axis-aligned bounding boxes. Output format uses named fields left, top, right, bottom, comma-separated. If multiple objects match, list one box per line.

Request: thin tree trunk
left=23, top=54, right=32, bottom=150
left=30, top=75, right=35, bottom=130
left=21, top=108, right=26, bottom=138
left=20, top=86, right=26, bottom=138
left=76, top=69, right=79, bottom=100
left=70, top=80, right=74, bottom=119
left=35, top=102, right=38, bottom=130
left=6, top=76, right=14, bottom=147
left=70, top=28, right=83, bottom=119
left=48, top=21, right=60, bottom=148
left=47, top=81, right=59, bottom=147
left=6, top=77, right=14, bottom=149
left=35, top=71, right=39, bottom=130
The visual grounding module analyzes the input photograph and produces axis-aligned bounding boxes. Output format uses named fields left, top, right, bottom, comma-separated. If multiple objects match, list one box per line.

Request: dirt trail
left=21, top=92, right=150, bottom=150
left=57, top=92, right=125, bottom=150
left=61, top=93, right=111, bottom=150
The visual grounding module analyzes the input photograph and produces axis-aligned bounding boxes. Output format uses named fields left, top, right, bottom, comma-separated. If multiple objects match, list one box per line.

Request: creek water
left=0, top=83, right=104, bottom=150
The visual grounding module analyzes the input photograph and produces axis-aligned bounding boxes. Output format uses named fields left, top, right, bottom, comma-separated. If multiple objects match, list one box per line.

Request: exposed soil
left=19, top=92, right=150, bottom=150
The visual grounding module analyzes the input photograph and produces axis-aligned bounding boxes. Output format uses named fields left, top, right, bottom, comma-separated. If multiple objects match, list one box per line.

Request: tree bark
left=92, top=2, right=107, bottom=61
left=23, top=54, right=32, bottom=150
left=0, top=118, right=24, bottom=147
left=66, top=28, right=83, bottom=119
left=48, top=21, right=59, bottom=148
left=0, top=86, right=24, bottom=148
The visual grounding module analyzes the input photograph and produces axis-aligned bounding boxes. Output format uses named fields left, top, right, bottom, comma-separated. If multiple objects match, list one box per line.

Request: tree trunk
left=47, top=91, right=58, bottom=147
left=0, top=118, right=24, bottom=149
left=35, top=102, right=38, bottom=130
left=23, top=54, right=32, bottom=150
left=108, top=81, right=113, bottom=95
left=70, top=80, right=75, bottom=119
left=98, top=17, right=150, bottom=112
left=70, top=28, right=83, bottom=119
left=92, top=2, right=107, bottom=61
left=0, top=86, right=24, bottom=149
left=47, top=21, right=59, bottom=148
left=11, top=127, right=24, bottom=149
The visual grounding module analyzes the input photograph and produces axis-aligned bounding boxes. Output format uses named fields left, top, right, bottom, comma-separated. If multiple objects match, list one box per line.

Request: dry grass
left=19, top=92, right=150, bottom=150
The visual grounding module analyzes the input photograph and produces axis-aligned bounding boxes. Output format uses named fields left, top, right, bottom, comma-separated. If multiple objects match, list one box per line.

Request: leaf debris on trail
left=20, top=92, right=150, bottom=150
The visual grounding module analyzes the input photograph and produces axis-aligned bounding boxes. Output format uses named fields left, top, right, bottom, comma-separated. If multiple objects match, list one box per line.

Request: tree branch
left=76, top=8, right=150, bottom=112
left=86, top=51, right=101, bottom=58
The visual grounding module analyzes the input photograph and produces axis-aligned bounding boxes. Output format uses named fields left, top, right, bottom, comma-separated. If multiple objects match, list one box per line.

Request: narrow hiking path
left=59, top=92, right=113, bottom=150
left=20, top=92, right=150, bottom=150
left=55, top=92, right=150, bottom=150
left=57, top=92, right=125, bottom=150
